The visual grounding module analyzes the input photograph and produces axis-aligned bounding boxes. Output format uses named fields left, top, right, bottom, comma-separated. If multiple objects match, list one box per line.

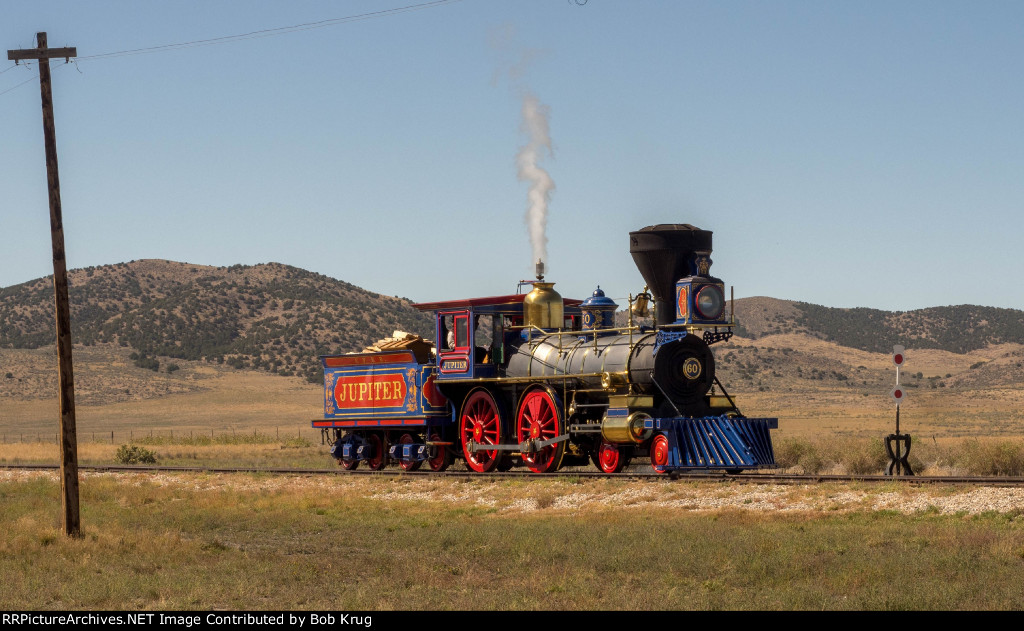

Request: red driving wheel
left=460, top=389, right=503, bottom=473
left=516, top=388, right=565, bottom=474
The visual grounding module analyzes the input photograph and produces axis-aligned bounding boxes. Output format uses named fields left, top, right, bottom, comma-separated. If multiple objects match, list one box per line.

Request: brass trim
left=709, top=395, right=735, bottom=408
left=437, top=372, right=609, bottom=385
left=607, top=394, right=654, bottom=408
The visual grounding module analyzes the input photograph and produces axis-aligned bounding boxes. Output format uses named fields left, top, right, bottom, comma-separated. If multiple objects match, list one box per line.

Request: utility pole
left=8, top=32, right=81, bottom=537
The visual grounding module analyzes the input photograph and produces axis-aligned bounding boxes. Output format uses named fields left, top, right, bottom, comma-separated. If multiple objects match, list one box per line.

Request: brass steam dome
left=524, top=282, right=563, bottom=330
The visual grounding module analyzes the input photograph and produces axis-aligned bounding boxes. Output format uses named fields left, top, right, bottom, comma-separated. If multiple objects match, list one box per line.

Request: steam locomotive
left=313, top=224, right=777, bottom=474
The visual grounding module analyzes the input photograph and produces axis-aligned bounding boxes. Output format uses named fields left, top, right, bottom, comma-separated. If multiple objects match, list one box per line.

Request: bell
left=631, top=290, right=651, bottom=318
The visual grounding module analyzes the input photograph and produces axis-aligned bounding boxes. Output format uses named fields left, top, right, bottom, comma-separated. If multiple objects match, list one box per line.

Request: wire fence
left=0, top=427, right=314, bottom=445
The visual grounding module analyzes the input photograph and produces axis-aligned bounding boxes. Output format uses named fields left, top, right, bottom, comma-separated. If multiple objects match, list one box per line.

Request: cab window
left=454, top=314, right=470, bottom=350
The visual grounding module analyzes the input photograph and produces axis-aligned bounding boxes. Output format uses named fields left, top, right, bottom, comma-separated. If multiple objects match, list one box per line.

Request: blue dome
left=581, top=286, right=618, bottom=309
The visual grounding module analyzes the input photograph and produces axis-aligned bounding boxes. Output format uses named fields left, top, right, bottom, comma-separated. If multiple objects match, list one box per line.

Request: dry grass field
left=0, top=346, right=319, bottom=438
left=3, top=338, right=1024, bottom=611
left=3, top=471, right=1024, bottom=610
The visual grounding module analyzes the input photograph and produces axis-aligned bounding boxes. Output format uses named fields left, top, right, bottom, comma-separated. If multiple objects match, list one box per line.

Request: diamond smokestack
left=629, top=224, right=713, bottom=325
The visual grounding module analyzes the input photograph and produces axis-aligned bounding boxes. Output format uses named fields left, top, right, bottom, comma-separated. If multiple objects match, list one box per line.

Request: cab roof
left=413, top=293, right=583, bottom=314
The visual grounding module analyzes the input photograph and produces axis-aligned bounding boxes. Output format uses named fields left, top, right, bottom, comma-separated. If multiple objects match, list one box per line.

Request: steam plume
left=516, top=92, right=555, bottom=269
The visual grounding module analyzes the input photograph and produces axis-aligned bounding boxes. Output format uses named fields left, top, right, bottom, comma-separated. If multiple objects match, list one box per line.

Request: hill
left=733, top=297, right=1024, bottom=353
left=0, top=260, right=433, bottom=384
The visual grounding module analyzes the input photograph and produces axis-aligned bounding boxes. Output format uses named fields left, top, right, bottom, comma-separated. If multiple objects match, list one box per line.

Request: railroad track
left=4, top=463, right=1024, bottom=486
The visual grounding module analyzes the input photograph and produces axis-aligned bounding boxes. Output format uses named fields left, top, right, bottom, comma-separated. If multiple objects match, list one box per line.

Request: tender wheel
left=427, top=433, right=452, bottom=472
left=335, top=436, right=360, bottom=470
left=593, top=439, right=631, bottom=474
left=516, top=387, right=565, bottom=474
left=366, top=433, right=388, bottom=471
left=650, top=434, right=669, bottom=473
left=460, top=389, right=504, bottom=473
left=397, top=433, right=422, bottom=471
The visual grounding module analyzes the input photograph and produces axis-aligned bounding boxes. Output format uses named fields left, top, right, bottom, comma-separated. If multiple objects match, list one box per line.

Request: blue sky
left=3, top=1, right=1023, bottom=311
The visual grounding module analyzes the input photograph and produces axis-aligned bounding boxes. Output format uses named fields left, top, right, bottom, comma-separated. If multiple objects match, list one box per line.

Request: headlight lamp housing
left=695, top=285, right=725, bottom=320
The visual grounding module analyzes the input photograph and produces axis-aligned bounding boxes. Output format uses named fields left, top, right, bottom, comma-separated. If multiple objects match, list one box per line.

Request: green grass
left=2, top=474, right=1024, bottom=610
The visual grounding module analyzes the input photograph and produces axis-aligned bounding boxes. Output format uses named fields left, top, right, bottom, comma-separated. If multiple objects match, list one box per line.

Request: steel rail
left=4, top=463, right=1024, bottom=486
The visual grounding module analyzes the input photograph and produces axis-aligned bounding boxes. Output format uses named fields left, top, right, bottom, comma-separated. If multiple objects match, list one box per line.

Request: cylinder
left=601, top=411, right=653, bottom=444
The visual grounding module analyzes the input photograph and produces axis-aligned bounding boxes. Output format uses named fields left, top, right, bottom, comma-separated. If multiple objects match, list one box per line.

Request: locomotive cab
left=417, top=293, right=584, bottom=382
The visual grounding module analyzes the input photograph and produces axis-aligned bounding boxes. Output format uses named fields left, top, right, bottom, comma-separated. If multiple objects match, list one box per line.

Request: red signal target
left=892, top=345, right=905, bottom=367
left=890, top=386, right=906, bottom=404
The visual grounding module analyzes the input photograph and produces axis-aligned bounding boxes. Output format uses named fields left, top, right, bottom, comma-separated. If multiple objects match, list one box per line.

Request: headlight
left=695, top=285, right=724, bottom=320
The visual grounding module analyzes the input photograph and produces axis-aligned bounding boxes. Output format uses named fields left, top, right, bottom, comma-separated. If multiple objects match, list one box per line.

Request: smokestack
left=517, top=92, right=554, bottom=273
left=629, top=224, right=713, bottom=325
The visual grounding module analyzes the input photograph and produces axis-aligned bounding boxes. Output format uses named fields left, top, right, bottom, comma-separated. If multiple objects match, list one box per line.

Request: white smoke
left=516, top=92, right=555, bottom=270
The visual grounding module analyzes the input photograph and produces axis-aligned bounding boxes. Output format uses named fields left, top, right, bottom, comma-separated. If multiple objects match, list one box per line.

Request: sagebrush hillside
left=0, top=260, right=433, bottom=383
left=733, top=297, right=1024, bottom=353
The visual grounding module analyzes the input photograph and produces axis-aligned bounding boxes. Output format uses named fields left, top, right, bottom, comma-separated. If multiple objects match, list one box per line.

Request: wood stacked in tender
left=363, top=331, right=433, bottom=363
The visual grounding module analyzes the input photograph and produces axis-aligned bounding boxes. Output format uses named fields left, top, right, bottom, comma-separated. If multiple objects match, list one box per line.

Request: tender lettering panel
left=318, top=355, right=449, bottom=427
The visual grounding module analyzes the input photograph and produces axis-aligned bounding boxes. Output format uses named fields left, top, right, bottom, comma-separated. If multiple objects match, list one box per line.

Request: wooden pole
left=8, top=32, right=80, bottom=538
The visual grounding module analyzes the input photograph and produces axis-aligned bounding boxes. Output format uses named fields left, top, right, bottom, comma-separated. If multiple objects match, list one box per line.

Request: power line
left=0, top=73, right=38, bottom=97
left=2, top=0, right=464, bottom=100
left=77, top=0, right=464, bottom=62
left=0, top=61, right=69, bottom=97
